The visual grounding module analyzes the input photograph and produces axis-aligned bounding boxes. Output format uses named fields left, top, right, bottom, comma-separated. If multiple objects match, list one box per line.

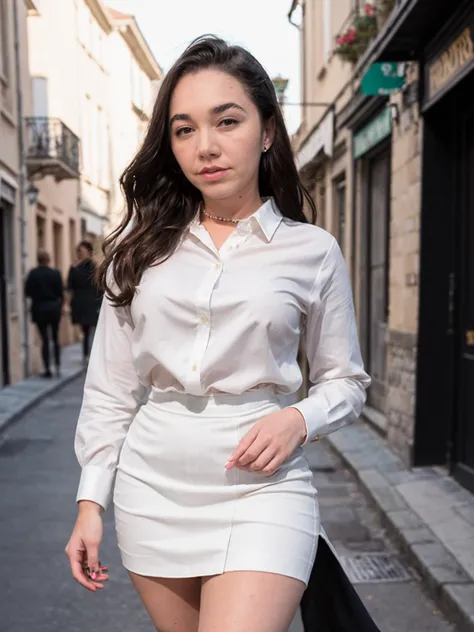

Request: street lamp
left=26, top=183, right=39, bottom=206
left=272, top=75, right=289, bottom=106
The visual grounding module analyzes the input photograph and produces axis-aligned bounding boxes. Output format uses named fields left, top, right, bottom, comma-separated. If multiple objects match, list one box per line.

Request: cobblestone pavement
left=0, top=377, right=459, bottom=632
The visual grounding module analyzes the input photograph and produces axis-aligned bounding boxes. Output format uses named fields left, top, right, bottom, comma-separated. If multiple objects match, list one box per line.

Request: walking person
left=25, top=250, right=63, bottom=378
left=66, top=36, right=373, bottom=632
left=67, top=241, right=102, bottom=365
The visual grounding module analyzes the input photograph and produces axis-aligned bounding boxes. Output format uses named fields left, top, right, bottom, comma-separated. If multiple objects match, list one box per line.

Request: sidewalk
left=326, top=420, right=474, bottom=632
left=0, top=343, right=84, bottom=435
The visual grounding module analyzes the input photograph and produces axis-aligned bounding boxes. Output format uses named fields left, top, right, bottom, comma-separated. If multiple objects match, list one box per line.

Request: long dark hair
left=98, top=35, right=316, bottom=306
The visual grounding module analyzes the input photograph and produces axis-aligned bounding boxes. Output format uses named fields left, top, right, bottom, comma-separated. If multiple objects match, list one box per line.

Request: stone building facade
left=290, top=0, right=423, bottom=467
left=291, top=0, right=474, bottom=493
left=0, top=0, right=37, bottom=385
left=1, top=0, right=161, bottom=384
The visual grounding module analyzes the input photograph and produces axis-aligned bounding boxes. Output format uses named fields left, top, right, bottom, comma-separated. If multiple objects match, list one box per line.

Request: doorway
left=365, top=147, right=390, bottom=414
left=0, top=202, right=10, bottom=386
left=453, top=96, right=474, bottom=491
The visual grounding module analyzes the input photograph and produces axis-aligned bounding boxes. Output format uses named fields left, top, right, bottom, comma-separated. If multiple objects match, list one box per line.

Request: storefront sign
left=361, top=62, right=406, bottom=96
left=296, top=109, right=334, bottom=170
left=353, top=108, right=391, bottom=159
left=428, top=27, right=474, bottom=100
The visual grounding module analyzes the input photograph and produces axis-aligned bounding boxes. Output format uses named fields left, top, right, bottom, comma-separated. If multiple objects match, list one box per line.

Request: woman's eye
left=219, top=118, right=238, bottom=128
left=175, top=126, right=193, bottom=137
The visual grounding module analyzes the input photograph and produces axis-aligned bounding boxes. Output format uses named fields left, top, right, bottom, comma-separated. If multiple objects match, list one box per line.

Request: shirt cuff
left=76, top=466, right=115, bottom=511
left=289, top=396, right=328, bottom=445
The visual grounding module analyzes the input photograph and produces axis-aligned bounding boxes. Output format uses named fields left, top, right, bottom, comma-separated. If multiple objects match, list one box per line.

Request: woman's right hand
left=65, top=501, right=109, bottom=592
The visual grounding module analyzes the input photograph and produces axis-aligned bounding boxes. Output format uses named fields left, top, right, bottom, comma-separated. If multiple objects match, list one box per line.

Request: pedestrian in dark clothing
left=25, top=250, right=63, bottom=378
left=67, top=241, right=102, bottom=364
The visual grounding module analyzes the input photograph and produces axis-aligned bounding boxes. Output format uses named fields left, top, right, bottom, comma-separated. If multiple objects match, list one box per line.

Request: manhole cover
left=339, top=553, right=412, bottom=583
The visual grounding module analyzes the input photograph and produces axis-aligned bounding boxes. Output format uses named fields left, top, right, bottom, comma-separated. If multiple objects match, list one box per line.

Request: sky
left=107, top=0, right=302, bottom=134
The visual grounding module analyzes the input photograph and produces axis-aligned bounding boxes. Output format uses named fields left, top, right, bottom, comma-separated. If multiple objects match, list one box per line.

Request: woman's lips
left=198, top=168, right=229, bottom=182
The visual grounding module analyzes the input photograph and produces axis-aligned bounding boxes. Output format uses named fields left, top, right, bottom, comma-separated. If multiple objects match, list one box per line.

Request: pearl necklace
left=201, top=208, right=243, bottom=224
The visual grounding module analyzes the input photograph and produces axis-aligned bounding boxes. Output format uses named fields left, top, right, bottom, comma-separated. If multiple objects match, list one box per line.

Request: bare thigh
left=129, top=572, right=201, bottom=632
left=198, top=571, right=306, bottom=632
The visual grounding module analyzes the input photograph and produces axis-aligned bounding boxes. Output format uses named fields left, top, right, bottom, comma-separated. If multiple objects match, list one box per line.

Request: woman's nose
left=197, top=130, right=220, bottom=159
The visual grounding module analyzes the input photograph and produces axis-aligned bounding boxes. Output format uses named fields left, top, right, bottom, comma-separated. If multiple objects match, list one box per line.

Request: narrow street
left=0, top=377, right=458, bottom=632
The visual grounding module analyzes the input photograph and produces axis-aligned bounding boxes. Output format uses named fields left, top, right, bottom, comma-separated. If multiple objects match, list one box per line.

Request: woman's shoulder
left=280, top=216, right=336, bottom=254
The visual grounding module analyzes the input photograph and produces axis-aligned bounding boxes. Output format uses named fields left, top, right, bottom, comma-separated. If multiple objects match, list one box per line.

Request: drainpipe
left=13, top=0, right=30, bottom=378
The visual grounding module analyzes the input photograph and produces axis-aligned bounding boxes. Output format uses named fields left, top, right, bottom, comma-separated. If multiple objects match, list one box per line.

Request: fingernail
left=91, top=572, right=97, bottom=580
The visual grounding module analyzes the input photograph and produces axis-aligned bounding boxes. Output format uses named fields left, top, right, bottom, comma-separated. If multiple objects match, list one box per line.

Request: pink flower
left=348, top=28, right=356, bottom=36
left=365, top=4, right=375, bottom=16
left=337, top=36, right=344, bottom=46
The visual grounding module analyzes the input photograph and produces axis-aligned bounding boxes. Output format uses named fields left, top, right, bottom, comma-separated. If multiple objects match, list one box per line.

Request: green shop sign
left=353, top=108, right=391, bottom=159
left=361, top=62, right=406, bottom=96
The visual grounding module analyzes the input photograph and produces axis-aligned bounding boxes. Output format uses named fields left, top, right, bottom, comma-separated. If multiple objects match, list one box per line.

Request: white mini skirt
left=113, top=388, right=320, bottom=585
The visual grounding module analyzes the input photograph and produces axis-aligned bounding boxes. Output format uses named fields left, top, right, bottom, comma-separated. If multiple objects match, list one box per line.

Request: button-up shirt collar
left=189, top=197, right=283, bottom=242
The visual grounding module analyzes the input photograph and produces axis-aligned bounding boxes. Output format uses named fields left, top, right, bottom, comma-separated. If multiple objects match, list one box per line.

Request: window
left=333, top=177, right=346, bottom=253
left=98, top=106, right=109, bottom=188
left=36, top=213, right=46, bottom=250
left=81, top=94, right=94, bottom=179
left=69, top=219, right=76, bottom=262
left=53, top=221, right=63, bottom=271
left=315, top=168, right=326, bottom=229
left=0, top=198, right=17, bottom=314
left=0, top=0, right=9, bottom=81
left=322, top=0, right=332, bottom=64
left=32, top=77, right=49, bottom=117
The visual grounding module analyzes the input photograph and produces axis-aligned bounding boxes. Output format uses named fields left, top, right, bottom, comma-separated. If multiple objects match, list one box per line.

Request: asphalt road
left=0, top=377, right=459, bottom=632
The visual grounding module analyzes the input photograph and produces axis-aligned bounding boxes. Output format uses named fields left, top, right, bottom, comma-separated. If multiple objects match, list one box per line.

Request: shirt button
left=191, top=363, right=197, bottom=372
left=214, top=262, right=221, bottom=270
left=200, top=315, right=208, bottom=324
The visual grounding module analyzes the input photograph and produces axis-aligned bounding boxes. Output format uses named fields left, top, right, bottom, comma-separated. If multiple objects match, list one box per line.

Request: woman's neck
left=202, top=191, right=264, bottom=221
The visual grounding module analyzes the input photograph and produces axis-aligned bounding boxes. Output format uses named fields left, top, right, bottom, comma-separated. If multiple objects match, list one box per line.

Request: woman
left=67, top=241, right=102, bottom=364
left=66, top=36, right=371, bottom=632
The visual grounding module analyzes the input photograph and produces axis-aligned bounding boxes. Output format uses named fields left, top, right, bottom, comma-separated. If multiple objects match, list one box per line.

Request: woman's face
left=169, top=68, right=274, bottom=204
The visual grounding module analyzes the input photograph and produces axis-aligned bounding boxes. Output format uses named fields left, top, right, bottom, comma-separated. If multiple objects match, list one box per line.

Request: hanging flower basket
left=334, top=4, right=378, bottom=65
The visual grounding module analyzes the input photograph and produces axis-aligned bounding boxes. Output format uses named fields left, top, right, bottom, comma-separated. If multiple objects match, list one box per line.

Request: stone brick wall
left=386, top=329, right=417, bottom=464
left=385, top=63, right=422, bottom=463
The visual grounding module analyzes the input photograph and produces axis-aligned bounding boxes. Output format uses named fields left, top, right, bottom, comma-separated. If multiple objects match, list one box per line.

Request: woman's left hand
left=226, top=407, right=307, bottom=476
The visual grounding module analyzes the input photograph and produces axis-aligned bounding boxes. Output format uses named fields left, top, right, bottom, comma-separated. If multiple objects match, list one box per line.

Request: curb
left=325, top=423, right=474, bottom=632
left=0, top=367, right=85, bottom=436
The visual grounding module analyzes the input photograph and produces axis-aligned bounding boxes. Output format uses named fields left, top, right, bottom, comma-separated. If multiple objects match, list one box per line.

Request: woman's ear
left=262, top=116, right=276, bottom=152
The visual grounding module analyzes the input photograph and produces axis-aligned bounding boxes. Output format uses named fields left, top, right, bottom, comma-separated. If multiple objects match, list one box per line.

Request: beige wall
left=388, top=65, right=421, bottom=335
left=0, top=0, right=35, bottom=383
left=106, top=20, right=160, bottom=232
left=296, top=0, right=354, bottom=147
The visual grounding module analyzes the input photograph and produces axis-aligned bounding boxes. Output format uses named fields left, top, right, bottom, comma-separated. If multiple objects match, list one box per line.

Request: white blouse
left=75, top=198, right=371, bottom=509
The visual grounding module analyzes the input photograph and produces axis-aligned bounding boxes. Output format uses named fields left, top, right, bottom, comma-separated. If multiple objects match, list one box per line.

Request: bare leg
left=129, top=572, right=201, bottom=632
left=198, top=571, right=306, bottom=632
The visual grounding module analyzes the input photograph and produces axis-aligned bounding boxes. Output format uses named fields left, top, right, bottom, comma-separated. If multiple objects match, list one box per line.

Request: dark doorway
left=366, top=148, right=390, bottom=414
left=416, top=70, right=474, bottom=492
left=0, top=203, right=10, bottom=386
left=453, top=97, right=474, bottom=491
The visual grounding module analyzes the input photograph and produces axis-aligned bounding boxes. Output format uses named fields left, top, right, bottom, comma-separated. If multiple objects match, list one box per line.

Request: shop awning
left=367, top=0, right=466, bottom=61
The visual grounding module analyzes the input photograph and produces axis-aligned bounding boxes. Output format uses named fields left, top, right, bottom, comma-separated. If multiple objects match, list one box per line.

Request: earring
left=263, top=146, right=268, bottom=153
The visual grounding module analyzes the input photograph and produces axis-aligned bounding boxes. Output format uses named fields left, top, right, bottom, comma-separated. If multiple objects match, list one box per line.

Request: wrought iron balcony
left=25, top=117, right=80, bottom=181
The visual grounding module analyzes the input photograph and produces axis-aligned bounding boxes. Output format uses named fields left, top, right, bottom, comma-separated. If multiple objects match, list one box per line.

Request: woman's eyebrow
left=169, top=102, right=246, bottom=127
left=211, top=102, right=246, bottom=115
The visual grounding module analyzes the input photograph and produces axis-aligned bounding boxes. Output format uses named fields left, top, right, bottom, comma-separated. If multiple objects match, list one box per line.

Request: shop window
left=0, top=0, right=9, bottom=82
left=333, top=176, right=346, bottom=253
